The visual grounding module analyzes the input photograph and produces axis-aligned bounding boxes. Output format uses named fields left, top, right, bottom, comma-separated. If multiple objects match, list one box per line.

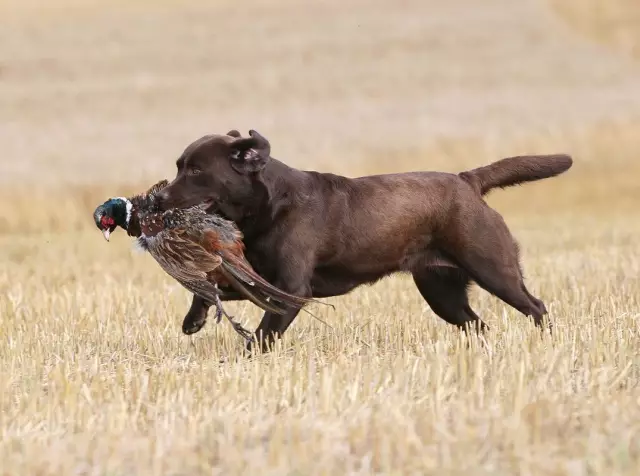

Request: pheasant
left=93, top=180, right=325, bottom=341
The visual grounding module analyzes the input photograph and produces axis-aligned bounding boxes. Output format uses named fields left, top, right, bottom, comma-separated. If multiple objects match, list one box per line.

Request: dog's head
left=155, top=129, right=272, bottom=220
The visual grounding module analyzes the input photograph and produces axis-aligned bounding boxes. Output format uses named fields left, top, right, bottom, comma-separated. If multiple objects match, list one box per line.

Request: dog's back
left=278, top=154, right=572, bottom=290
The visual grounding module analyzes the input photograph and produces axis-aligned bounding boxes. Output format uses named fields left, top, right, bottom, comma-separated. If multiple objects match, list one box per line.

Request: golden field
left=1, top=0, right=639, bottom=474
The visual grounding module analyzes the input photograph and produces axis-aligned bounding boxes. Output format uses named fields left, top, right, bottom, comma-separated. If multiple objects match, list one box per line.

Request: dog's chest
left=241, top=239, right=278, bottom=280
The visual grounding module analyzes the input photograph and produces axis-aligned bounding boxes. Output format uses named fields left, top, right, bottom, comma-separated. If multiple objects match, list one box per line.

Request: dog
left=155, top=129, right=573, bottom=352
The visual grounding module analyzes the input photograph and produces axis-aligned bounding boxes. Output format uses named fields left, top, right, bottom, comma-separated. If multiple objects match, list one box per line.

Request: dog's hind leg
left=442, top=207, right=548, bottom=329
left=412, top=267, right=488, bottom=333
left=470, top=267, right=547, bottom=329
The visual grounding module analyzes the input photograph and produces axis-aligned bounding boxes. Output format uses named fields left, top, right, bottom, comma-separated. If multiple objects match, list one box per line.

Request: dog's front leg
left=181, top=289, right=247, bottom=335
left=181, top=295, right=211, bottom=335
left=249, top=307, right=304, bottom=353
left=248, top=270, right=312, bottom=353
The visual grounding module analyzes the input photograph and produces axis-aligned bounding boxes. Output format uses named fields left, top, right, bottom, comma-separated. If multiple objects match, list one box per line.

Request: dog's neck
left=225, top=158, right=307, bottom=242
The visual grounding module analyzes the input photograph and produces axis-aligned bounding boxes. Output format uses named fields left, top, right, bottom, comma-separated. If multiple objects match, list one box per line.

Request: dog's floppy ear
left=229, top=130, right=271, bottom=174
left=226, top=129, right=242, bottom=138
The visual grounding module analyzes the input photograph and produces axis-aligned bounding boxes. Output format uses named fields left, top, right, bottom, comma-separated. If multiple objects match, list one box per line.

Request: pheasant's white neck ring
left=116, top=197, right=133, bottom=228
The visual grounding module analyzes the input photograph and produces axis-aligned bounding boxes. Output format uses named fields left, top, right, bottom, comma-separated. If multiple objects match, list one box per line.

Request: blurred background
left=2, top=2, right=640, bottom=473
left=1, top=0, right=639, bottom=233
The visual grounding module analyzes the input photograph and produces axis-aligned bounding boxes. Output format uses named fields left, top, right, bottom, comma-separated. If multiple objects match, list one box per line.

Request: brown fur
left=155, top=129, right=573, bottom=352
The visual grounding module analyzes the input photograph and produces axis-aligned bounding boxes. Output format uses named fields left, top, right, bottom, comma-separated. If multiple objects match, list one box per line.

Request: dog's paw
left=182, top=316, right=207, bottom=335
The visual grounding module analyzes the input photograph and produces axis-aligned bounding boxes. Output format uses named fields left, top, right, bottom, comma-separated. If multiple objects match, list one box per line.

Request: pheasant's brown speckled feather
left=144, top=206, right=324, bottom=314
left=124, top=179, right=169, bottom=238
left=131, top=179, right=170, bottom=214
left=140, top=226, right=230, bottom=311
left=118, top=179, right=322, bottom=319
left=144, top=179, right=170, bottom=196
left=150, top=227, right=222, bottom=281
left=141, top=218, right=300, bottom=314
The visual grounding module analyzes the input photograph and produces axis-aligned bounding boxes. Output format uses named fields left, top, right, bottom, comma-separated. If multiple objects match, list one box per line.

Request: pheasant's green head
left=93, top=197, right=132, bottom=241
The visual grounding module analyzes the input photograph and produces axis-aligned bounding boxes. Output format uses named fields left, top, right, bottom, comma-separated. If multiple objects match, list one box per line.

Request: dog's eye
left=189, top=167, right=201, bottom=176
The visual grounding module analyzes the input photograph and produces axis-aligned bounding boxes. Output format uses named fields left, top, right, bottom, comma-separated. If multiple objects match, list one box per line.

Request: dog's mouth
left=198, top=199, right=233, bottom=220
left=200, top=198, right=217, bottom=212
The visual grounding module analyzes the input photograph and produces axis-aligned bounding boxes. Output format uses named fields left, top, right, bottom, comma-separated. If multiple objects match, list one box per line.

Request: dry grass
left=1, top=0, right=640, bottom=474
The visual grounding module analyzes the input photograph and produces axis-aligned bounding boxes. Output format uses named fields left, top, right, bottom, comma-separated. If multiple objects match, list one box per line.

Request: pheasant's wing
left=148, top=228, right=224, bottom=304
left=166, top=227, right=284, bottom=314
left=199, top=229, right=325, bottom=312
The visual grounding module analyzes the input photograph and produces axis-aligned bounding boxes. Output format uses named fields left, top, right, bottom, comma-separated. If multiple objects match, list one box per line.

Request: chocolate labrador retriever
left=155, top=129, right=572, bottom=352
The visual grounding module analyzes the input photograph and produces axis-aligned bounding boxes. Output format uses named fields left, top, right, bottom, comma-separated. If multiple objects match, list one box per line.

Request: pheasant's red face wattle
left=100, top=216, right=115, bottom=229
left=99, top=215, right=116, bottom=241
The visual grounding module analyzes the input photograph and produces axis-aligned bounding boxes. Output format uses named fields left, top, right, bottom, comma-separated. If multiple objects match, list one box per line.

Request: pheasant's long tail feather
left=220, top=264, right=334, bottom=328
left=219, top=251, right=334, bottom=311
left=216, top=266, right=290, bottom=315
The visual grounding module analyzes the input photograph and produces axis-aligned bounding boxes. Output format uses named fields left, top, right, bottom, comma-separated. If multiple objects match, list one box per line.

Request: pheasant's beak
left=102, top=229, right=111, bottom=241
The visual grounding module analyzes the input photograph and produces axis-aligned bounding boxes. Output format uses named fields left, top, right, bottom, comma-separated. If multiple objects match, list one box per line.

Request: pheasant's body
left=94, top=179, right=321, bottom=340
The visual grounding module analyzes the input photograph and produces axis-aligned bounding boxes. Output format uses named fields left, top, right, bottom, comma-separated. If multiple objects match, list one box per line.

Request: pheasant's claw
left=232, top=322, right=255, bottom=342
left=226, top=316, right=252, bottom=342
left=213, top=295, right=225, bottom=324
left=212, top=293, right=253, bottom=341
left=213, top=305, right=223, bottom=324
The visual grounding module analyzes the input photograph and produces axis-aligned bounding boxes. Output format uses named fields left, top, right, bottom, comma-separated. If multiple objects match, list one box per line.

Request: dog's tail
left=458, top=154, right=573, bottom=196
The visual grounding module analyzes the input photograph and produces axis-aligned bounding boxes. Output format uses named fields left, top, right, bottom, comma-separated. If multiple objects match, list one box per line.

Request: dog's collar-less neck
left=217, top=157, right=300, bottom=240
left=234, top=170, right=281, bottom=240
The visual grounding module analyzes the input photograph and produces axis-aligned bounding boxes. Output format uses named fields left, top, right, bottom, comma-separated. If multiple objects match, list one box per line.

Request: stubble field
left=1, top=0, right=640, bottom=474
